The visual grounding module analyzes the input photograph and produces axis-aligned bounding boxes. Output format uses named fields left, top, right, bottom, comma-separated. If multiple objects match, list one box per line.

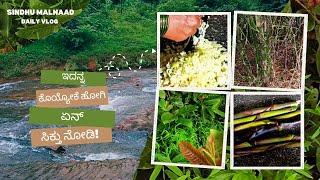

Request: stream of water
left=0, top=69, right=156, bottom=174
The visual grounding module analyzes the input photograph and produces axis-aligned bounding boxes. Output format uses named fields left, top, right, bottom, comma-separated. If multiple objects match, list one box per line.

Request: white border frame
left=157, top=12, right=232, bottom=91
left=231, top=11, right=308, bottom=92
left=230, top=91, right=304, bottom=170
left=151, top=88, right=230, bottom=169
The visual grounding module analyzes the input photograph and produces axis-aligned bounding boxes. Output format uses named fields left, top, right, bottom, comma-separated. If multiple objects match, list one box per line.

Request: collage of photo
left=152, top=11, right=307, bottom=170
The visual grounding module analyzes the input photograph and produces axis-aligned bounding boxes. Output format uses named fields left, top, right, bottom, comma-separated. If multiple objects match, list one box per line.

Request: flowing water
left=0, top=69, right=156, bottom=178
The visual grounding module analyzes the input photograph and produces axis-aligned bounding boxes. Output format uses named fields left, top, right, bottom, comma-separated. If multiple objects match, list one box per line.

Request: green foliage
left=155, top=90, right=225, bottom=164
left=0, top=0, right=88, bottom=48
left=197, top=0, right=279, bottom=12
left=0, top=0, right=281, bottom=79
left=0, top=0, right=157, bottom=78
left=58, top=28, right=96, bottom=51
left=157, top=0, right=198, bottom=12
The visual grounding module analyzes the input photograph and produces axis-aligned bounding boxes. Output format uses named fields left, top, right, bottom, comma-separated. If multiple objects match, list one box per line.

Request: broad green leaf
left=177, top=118, right=192, bottom=128
left=308, top=16, right=315, bottom=31
left=56, top=9, right=82, bottom=24
left=16, top=24, right=61, bottom=40
left=0, top=3, right=11, bottom=38
left=205, top=98, right=221, bottom=108
left=159, top=90, right=166, bottom=99
left=161, top=112, right=175, bottom=124
left=158, top=99, right=165, bottom=108
left=29, top=0, right=50, bottom=9
left=232, top=173, right=255, bottom=180
left=167, top=166, right=183, bottom=176
left=149, top=165, right=162, bottom=180
left=209, top=172, right=235, bottom=179
left=208, top=169, right=221, bottom=177
left=50, top=0, right=64, bottom=8
left=282, top=1, right=292, bottom=13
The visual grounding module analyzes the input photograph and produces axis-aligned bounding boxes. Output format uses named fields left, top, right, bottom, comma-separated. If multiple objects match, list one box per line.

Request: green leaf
left=205, top=98, right=221, bottom=108
left=287, top=174, right=297, bottom=180
left=274, top=170, right=285, bottom=180
left=317, top=148, right=320, bottom=172
left=16, top=24, right=61, bottom=40
left=137, top=136, right=153, bottom=169
left=0, top=3, right=11, bottom=38
left=164, top=169, right=179, bottom=179
left=210, top=172, right=235, bottom=179
left=208, top=169, right=221, bottom=177
left=159, top=90, right=166, bottom=99
left=64, top=0, right=89, bottom=10
left=316, top=47, right=320, bottom=76
left=149, top=165, right=162, bottom=180
left=155, top=153, right=171, bottom=162
left=56, top=9, right=82, bottom=24
left=177, top=118, right=193, bottom=128
left=315, top=5, right=320, bottom=15
left=282, top=1, right=292, bottom=13
left=232, top=172, right=256, bottom=180
left=171, top=154, right=186, bottom=163
left=311, top=126, right=320, bottom=139
left=49, top=0, right=64, bottom=8
left=305, top=88, right=319, bottom=108
left=29, top=0, right=50, bottom=9
left=177, top=175, right=188, bottom=180
left=167, top=166, right=183, bottom=176
left=213, top=108, right=225, bottom=117
left=173, top=99, right=184, bottom=108
left=161, top=112, right=175, bottom=124
left=158, top=99, right=165, bottom=108
left=294, top=169, right=313, bottom=179
left=308, top=16, right=315, bottom=31
left=192, top=168, right=202, bottom=177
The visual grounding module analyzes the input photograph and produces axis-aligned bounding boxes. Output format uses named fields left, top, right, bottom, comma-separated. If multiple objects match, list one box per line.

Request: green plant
left=0, top=0, right=89, bottom=51
left=58, top=28, right=96, bottom=50
left=155, top=90, right=225, bottom=164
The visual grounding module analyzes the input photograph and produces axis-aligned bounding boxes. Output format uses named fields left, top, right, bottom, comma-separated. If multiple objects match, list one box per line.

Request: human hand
left=163, top=15, right=202, bottom=42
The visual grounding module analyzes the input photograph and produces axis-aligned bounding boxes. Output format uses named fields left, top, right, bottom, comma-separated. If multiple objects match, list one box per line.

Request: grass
left=235, top=14, right=304, bottom=89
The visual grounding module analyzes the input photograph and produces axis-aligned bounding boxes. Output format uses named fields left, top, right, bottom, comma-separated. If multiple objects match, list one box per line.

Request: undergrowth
left=235, top=14, right=304, bottom=89
left=155, top=90, right=225, bottom=164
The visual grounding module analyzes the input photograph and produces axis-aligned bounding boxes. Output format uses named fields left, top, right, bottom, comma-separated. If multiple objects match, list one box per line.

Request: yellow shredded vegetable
left=160, top=39, right=228, bottom=88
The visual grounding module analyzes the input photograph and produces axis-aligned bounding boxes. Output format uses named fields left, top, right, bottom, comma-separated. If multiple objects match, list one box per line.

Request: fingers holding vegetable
left=162, top=15, right=202, bottom=42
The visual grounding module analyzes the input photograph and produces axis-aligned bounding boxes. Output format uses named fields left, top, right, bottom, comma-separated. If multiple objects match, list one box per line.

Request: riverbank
left=0, top=68, right=156, bottom=179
